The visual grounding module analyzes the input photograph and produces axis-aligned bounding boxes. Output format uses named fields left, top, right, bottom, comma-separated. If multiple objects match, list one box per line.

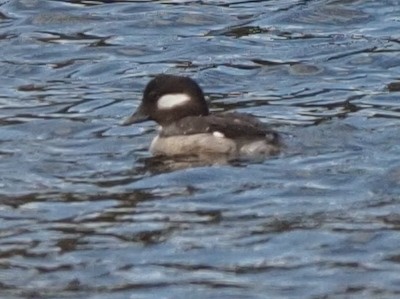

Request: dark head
left=123, top=75, right=209, bottom=127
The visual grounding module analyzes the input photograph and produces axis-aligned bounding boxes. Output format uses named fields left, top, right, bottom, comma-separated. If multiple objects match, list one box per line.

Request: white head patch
left=157, top=93, right=191, bottom=110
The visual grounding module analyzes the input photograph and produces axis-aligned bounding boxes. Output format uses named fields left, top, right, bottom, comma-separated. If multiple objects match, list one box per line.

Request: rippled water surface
left=1, top=0, right=400, bottom=298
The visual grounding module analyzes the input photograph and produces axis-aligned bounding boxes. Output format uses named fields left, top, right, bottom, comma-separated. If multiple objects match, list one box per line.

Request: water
left=1, top=0, right=400, bottom=298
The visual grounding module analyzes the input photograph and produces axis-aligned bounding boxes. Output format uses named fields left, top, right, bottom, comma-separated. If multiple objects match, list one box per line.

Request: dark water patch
left=387, top=82, right=400, bottom=92
left=208, top=25, right=270, bottom=38
left=273, top=2, right=372, bottom=26
left=289, top=63, right=323, bottom=75
left=30, top=13, right=101, bottom=26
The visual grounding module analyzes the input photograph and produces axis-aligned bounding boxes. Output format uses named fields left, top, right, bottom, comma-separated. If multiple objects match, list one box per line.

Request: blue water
left=1, top=0, right=400, bottom=298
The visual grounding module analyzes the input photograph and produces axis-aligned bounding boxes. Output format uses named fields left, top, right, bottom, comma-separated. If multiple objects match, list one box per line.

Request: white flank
left=157, top=93, right=191, bottom=109
left=213, top=131, right=225, bottom=138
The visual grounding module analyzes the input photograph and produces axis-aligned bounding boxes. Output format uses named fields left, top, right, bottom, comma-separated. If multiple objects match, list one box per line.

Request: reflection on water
left=1, top=0, right=400, bottom=298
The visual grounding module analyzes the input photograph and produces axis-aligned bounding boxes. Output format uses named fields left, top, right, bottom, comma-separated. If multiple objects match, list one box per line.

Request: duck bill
left=122, top=104, right=149, bottom=125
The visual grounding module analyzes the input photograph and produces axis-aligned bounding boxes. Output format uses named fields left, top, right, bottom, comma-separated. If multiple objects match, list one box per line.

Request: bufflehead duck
left=123, top=75, right=281, bottom=159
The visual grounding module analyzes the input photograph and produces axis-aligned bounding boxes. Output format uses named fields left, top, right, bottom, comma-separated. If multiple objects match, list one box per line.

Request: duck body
left=123, top=75, right=281, bottom=159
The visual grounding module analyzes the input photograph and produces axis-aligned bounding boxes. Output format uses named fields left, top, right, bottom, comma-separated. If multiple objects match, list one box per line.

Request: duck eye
left=148, top=91, right=158, bottom=101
